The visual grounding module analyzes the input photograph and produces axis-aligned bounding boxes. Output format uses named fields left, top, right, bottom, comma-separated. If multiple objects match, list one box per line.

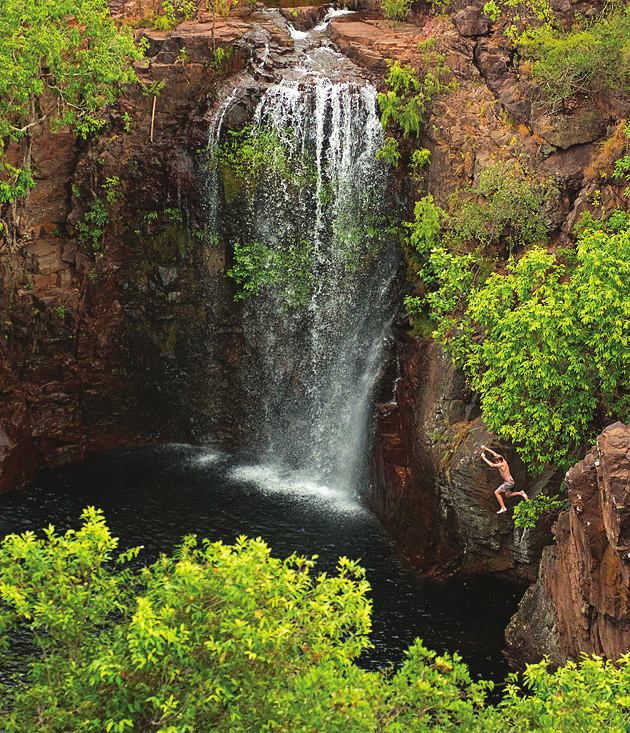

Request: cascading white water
left=205, top=44, right=402, bottom=497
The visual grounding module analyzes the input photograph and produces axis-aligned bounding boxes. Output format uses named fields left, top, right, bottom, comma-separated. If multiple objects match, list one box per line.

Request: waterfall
left=205, top=60, right=402, bottom=496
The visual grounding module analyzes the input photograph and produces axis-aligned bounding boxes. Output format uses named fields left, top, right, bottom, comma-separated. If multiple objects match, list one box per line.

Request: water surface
left=0, top=444, right=520, bottom=691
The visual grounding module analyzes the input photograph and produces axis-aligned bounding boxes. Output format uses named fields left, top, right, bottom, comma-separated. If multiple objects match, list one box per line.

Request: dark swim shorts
left=497, top=478, right=515, bottom=493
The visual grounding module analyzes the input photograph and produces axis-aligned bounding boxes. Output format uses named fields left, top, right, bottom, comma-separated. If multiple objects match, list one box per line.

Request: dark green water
left=0, top=444, right=521, bottom=690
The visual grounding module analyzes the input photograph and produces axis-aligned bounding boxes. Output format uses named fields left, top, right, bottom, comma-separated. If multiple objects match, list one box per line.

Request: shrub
left=0, top=0, right=142, bottom=204
left=378, top=43, right=458, bottom=138
left=3, top=510, right=630, bottom=730
left=446, top=159, right=558, bottom=253
left=382, top=0, right=413, bottom=21
left=0, top=508, right=490, bottom=731
left=428, top=216, right=630, bottom=471
left=376, top=136, right=401, bottom=168
left=483, top=0, right=553, bottom=44
left=513, top=491, right=569, bottom=528
left=519, top=5, right=630, bottom=108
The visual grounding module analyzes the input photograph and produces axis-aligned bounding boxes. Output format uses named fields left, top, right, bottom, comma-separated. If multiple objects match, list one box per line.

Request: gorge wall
left=506, top=423, right=630, bottom=668
left=2, top=0, right=630, bottom=615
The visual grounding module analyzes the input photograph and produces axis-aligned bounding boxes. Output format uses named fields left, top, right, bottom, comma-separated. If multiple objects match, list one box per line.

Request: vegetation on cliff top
left=0, top=0, right=142, bottom=206
left=407, top=192, right=630, bottom=473
left=2, top=509, right=630, bottom=731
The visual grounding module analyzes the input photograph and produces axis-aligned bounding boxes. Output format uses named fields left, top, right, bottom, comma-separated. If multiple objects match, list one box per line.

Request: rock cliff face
left=373, top=335, right=560, bottom=581
left=505, top=423, right=630, bottom=668
left=0, top=10, right=257, bottom=491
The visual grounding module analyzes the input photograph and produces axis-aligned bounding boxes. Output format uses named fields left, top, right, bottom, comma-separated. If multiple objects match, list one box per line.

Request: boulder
left=452, top=6, right=490, bottom=37
left=532, top=105, right=605, bottom=150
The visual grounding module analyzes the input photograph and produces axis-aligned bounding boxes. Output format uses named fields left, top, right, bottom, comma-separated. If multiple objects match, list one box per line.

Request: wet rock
left=374, top=339, right=558, bottom=581
left=222, top=83, right=266, bottom=130
left=506, top=423, right=630, bottom=669
left=0, top=344, right=36, bottom=494
left=279, top=6, right=324, bottom=31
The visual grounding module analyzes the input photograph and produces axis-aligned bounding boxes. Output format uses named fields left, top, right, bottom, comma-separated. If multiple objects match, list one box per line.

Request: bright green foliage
left=382, top=0, right=413, bottom=21
left=513, top=491, right=568, bottom=528
left=423, top=244, right=487, bottom=366
left=613, top=121, right=630, bottom=196
left=405, top=194, right=442, bottom=259
left=0, top=161, right=35, bottom=204
left=378, top=61, right=425, bottom=137
left=0, top=510, right=493, bottom=732
left=378, top=46, right=457, bottom=138
left=211, top=45, right=235, bottom=72
left=0, top=0, right=142, bottom=203
left=376, top=136, right=401, bottom=168
left=227, top=239, right=314, bottom=307
left=77, top=197, right=110, bottom=254
left=574, top=207, right=630, bottom=238
left=154, top=0, right=198, bottom=31
left=218, top=126, right=304, bottom=198
left=520, top=5, right=630, bottom=108
left=0, top=510, right=372, bottom=731
left=492, top=654, right=630, bottom=730
left=4, top=512, right=630, bottom=731
left=483, top=0, right=553, bottom=42
left=427, top=217, right=630, bottom=471
left=410, top=148, right=431, bottom=178
left=383, top=641, right=494, bottom=730
left=446, top=159, right=557, bottom=253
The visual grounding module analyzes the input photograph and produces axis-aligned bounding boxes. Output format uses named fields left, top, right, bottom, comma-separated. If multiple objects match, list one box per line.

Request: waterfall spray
left=205, top=55, right=402, bottom=497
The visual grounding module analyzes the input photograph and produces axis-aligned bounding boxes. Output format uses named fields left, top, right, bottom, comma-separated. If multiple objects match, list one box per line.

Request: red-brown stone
left=506, top=423, right=630, bottom=668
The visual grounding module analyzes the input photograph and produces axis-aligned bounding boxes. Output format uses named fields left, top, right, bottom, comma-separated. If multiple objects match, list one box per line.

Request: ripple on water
left=0, top=444, right=520, bottom=689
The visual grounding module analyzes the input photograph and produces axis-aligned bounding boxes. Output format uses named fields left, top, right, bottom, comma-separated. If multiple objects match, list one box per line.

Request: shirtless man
left=480, top=445, right=528, bottom=514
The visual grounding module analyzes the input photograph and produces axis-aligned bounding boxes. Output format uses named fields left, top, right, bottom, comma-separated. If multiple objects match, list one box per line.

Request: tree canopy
left=1, top=509, right=630, bottom=731
left=405, top=181, right=630, bottom=474
left=0, top=0, right=142, bottom=203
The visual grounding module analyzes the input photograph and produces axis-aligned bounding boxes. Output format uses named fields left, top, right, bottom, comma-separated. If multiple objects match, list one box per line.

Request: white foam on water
left=229, top=463, right=366, bottom=515
left=288, top=23, right=309, bottom=40
left=313, top=7, right=356, bottom=32
left=188, top=449, right=225, bottom=467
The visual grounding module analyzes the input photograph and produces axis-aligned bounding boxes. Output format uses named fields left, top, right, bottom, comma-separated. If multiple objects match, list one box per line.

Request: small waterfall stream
left=206, top=22, right=402, bottom=494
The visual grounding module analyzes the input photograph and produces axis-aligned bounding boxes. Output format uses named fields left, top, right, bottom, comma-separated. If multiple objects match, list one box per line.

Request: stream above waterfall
left=0, top=444, right=519, bottom=690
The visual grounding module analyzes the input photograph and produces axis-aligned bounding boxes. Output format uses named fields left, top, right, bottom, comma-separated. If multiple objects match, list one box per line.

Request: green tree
left=445, top=159, right=557, bottom=254
left=426, top=217, right=630, bottom=472
left=489, top=654, right=630, bottom=730
left=0, top=0, right=142, bottom=208
left=382, top=0, right=413, bottom=22
left=0, top=508, right=494, bottom=731
left=519, top=4, right=630, bottom=108
left=3, top=510, right=630, bottom=730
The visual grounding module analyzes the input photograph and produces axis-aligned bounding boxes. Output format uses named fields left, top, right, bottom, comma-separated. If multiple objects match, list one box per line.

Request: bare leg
left=494, top=488, right=507, bottom=513
left=506, top=490, right=528, bottom=501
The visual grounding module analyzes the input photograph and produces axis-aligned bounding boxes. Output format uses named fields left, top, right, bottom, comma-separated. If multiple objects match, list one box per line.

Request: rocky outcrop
left=506, top=423, right=630, bottom=668
left=374, top=336, right=560, bottom=582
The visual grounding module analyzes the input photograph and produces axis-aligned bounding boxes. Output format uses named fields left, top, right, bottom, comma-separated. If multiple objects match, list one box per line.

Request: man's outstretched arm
left=480, top=445, right=501, bottom=467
